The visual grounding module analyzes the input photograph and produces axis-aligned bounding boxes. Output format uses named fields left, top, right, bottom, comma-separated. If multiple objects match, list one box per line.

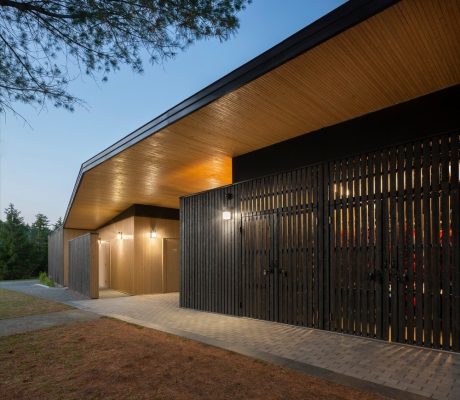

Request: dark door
left=328, top=156, right=385, bottom=340
left=241, top=211, right=278, bottom=321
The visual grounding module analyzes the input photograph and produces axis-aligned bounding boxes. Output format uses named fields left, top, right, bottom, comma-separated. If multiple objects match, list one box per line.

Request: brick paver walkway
left=2, top=281, right=459, bottom=399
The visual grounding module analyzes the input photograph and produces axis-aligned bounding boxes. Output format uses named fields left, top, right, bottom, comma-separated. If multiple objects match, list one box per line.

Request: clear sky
left=0, top=0, right=346, bottom=225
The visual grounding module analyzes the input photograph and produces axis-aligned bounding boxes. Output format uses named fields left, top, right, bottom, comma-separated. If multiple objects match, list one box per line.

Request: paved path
left=0, top=309, right=100, bottom=336
left=2, top=280, right=460, bottom=400
left=73, top=294, right=459, bottom=400
left=0, top=279, right=88, bottom=304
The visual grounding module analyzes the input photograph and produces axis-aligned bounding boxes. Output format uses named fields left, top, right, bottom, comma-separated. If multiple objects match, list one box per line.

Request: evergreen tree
left=30, top=213, right=51, bottom=275
left=53, top=217, right=63, bottom=231
left=0, top=204, right=33, bottom=279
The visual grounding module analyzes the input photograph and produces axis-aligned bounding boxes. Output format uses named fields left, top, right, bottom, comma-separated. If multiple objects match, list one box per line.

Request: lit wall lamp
left=117, top=232, right=123, bottom=240
left=150, top=230, right=157, bottom=239
left=223, top=192, right=233, bottom=221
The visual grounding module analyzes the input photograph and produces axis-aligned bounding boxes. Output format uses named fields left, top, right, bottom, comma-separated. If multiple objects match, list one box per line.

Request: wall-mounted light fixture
left=223, top=192, right=233, bottom=220
left=117, top=232, right=123, bottom=240
left=150, top=230, right=157, bottom=239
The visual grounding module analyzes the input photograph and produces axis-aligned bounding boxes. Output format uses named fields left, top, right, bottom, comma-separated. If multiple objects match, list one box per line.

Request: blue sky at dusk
left=0, top=0, right=346, bottom=225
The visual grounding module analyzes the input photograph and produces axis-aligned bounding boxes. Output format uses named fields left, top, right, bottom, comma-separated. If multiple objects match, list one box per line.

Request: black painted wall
left=233, top=85, right=460, bottom=182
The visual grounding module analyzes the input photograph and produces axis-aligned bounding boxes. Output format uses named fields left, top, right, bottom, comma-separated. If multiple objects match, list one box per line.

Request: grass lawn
left=0, top=288, right=71, bottom=319
left=0, top=318, right=386, bottom=400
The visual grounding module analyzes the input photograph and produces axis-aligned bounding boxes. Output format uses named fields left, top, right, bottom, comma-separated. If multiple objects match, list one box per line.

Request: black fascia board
left=64, top=0, right=400, bottom=226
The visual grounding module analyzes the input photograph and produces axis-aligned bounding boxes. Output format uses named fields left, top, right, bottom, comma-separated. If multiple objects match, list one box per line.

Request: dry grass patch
left=0, top=318, right=386, bottom=400
left=0, top=288, right=71, bottom=319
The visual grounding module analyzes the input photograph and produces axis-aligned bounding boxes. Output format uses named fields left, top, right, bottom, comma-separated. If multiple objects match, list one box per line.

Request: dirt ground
left=0, top=288, right=70, bottom=319
left=0, top=317, right=387, bottom=400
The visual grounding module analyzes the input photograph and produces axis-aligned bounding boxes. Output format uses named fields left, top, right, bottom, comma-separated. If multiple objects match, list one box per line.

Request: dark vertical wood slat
left=287, top=171, right=293, bottom=325
left=336, top=161, right=343, bottom=332
left=382, top=149, right=390, bottom=341
left=451, top=133, right=460, bottom=352
left=389, top=147, right=399, bottom=342
left=341, top=159, right=349, bottom=333
left=306, top=166, right=313, bottom=326
left=255, top=184, right=260, bottom=319
left=406, top=142, right=415, bottom=344
left=341, top=160, right=346, bottom=334
left=413, top=142, right=424, bottom=346
left=302, top=167, right=308, bottom=326
left=318, top=164, right=325, bottom=329
left=374, top=151, right=383, bottom=339
left=441, top=135, right=451, bottom=350
left=292, top=170, right=302, bottom=325
left=323, top=163, right=330, bottom=331
left=347, top=158, right=354, bottom=334
left=329, top=162, right=336, bottom=331
left=422, top=138, right=433, bottom=347
left=353, top=156, right=361, bottom=335
left=432, top=138, right=441, bottom=349
left=397, top=145, right=406, bottom=343
left=363, top=153, right=371, bottom=337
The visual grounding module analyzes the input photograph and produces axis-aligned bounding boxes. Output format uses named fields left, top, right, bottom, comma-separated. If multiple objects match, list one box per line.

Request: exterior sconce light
left=150, top=230, right=157, bottom=239
left=222, top=211, right=232, bottom=220
left=117, top=232, right=123, bottom=240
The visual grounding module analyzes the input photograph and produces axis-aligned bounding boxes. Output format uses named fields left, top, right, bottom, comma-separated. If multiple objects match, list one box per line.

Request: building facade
left=49, top=0, right=460, bottom=351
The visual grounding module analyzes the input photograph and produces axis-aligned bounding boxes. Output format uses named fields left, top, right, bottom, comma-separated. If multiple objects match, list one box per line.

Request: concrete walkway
left=2, top=280, right=459, bottom=400
left=0, top=309, right=100, bottom=337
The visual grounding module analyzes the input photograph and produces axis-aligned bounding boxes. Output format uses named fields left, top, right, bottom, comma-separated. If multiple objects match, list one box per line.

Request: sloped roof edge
left=64, top=0, right=399, bottom=226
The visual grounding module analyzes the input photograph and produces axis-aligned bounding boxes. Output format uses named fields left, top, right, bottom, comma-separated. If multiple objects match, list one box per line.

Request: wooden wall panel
left=48, top=228, right=64, bottom=285
left=98, top=216, right=179, bottom=295
left=48, top=228, right=90, bottom=286
left=63, top=229, right=91, bottom=286
left=133, top=216, right=179, bottom=294
left=68, top=233, right=99, bottom=298
left=98, top=217, right=135, bottom=294
left=180, top=185, right=240, bottom=315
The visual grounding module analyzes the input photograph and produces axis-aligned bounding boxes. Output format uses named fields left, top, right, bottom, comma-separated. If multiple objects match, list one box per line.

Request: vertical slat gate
left=180, top=131, right=460, bottom=351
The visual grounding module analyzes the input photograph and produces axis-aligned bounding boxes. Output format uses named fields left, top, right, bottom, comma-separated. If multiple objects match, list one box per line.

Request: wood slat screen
left=181, top=131, right=460, bottom=351
left=48, top=227, right=64, bottom=285
left=180, top=185, right=241, bottom=315
left=68, top=233, right=99, bottom=299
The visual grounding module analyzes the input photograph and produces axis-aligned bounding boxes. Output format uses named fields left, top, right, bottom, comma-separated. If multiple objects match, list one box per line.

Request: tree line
left=0, top=204, right=62, bottom=280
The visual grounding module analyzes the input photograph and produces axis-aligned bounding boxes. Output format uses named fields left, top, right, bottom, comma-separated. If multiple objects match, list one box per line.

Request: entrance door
left=98, top=241, right=110, bottom=289
left=163, top=238, right=180, bottom=292
left=241, top=212, right=278, bottom=321
left=240, top=165, right=323, bottom=327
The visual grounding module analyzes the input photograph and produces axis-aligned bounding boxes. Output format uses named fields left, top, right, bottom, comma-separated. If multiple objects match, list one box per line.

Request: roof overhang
left=64, top=0, right=460, bottom=229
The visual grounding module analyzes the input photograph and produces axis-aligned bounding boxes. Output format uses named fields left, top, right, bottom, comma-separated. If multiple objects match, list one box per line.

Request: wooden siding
left=134, top=216, right=180, bottom=294
left=68, top=233, right=99, bottom=299
left=98, top=216, right=179, bottom=295
left=47, top=228, right=90, bottom=286
left=180, top=186, right=241, bottom=315
left=66, top=0, right=460, bottom=230
left=181, top=131, right=460, bottom=351
left=63, top=229, right=91, bottom=286
left=98, top=217, right=135, bottom=294
left=48, top=227, right=64, bottom=285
